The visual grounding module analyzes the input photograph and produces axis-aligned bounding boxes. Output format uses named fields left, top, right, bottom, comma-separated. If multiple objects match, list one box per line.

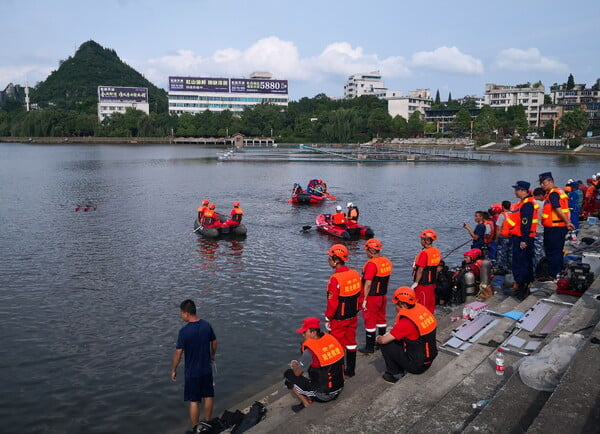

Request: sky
left=1, top=0, right=598, bottom=101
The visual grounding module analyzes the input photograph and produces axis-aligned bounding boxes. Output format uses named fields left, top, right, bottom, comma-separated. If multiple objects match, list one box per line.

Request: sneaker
left=382, top=372, right=398, bottom=384
left=291, top=403, right=305, bottom=413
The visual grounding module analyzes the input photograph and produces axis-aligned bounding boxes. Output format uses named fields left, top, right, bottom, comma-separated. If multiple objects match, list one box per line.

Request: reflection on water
left=0, top=143, right=598, bottom=434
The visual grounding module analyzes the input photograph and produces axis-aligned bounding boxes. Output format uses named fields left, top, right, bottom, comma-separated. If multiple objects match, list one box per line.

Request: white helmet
left=335, top=205, right=342, bottom=211
left=347, top=202, right=353, bottom=208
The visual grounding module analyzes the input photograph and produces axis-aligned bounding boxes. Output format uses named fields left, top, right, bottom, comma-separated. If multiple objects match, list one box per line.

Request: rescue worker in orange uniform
left=411, top=229, right=441, bottom=313
left=325, top=244, right=362, bottom=377
left=494, top=200, right=514, bottom=275
left=376, top=287, right=438, bottom=384
left=200, top=204, right=220, bottom=228
left=507, top=180, right=539, bottom=300
left=283, top=317, right=344, bottom=413
left=331, top=205, right=346, bottom=227
left=223, top=201, right=243, bottom=227
left=539, top=172, right=575, bottom=278
left=358, top=238, right=393, bottom=355
left=197, top=199, right=209, bottom=221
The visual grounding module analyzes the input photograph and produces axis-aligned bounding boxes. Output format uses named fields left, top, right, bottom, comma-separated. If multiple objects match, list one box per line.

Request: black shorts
left=283, top=369, right=341, bottom=402
left=184, top=372, right=214, bottom=402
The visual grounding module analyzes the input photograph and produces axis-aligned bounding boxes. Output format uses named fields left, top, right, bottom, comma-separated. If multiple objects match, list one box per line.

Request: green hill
left=31, top=40, right=167, bottom=113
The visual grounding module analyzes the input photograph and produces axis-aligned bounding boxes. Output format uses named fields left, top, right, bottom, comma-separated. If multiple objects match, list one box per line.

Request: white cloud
left=411, top=46, right=484, bottom=75
left=0, top=65, right=52, bottom=87
left=493, top=48, right=568, bottom=72
left=143, top=37, right=412, bottom=88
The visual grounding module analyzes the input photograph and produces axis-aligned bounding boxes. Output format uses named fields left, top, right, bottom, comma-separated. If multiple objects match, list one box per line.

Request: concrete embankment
left=233, top=222, right=600, bottom=433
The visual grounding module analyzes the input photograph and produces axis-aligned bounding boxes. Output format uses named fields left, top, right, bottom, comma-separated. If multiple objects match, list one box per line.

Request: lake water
left=0, top=143, right=597, bottom=433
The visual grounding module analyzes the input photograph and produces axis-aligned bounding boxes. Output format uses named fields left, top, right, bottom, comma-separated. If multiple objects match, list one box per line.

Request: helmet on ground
left=365, top=238, right=382, bottom=250
left=335, top=205, right=343, bottom=212
left=328, top=244, right=349, bottom=262
left=347, top=202, right=353, bottom=208
left=556, top=278, right=570, bottom=292
left=420, top=229, right=437, bottom=241
left=464, top=248, right=482, bottom=260
left=202, top=199, right=209, bottom=205
left=392, top=287, right=417, bottom=306
left=233, top=201, right=240, bottom=207
left=208, top=204, right=216, bottom=210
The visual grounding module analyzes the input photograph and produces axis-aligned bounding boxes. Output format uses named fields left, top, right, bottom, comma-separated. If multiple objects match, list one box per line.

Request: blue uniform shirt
left=176, top=320, right=216, bottom=378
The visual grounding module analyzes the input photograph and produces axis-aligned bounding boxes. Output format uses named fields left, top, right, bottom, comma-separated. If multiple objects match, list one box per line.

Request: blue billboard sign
left=169, top=76, right=229, bottom=92
left=230, top=78, right=288, bottom=94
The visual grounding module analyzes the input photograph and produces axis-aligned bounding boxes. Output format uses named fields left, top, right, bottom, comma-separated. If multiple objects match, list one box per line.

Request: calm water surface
left=0, top=143, right=597, bottom=433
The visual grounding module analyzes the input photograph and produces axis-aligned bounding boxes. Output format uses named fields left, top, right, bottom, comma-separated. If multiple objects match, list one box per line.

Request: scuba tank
left=480, top=259, right=491, bottom=287
left=463, top=272, right=476, bottom=296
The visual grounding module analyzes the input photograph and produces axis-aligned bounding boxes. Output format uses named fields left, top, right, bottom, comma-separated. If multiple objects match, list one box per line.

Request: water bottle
left=495, top=348, right=505, bottom=376
left=472, top=399, right=490, bottom=409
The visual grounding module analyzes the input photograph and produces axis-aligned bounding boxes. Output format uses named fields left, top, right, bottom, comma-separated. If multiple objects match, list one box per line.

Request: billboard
left=98, top=86, right=148, bottom=103
left=230, top=78, right=288, bottom=94
left=169, top=76, right=229, bottom=92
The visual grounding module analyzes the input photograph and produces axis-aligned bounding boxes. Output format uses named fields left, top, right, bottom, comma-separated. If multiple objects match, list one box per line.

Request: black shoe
left=291, top=403, right=305, bottom=413
left=358, top=346, right=374, bottom=355
left=382, top=372, right=398, bottom=384
left=344, top=369, right=355, bottom=378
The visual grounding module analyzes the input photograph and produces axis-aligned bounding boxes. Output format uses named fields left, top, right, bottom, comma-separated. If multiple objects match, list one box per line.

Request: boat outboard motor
left=463, top=272, right=476, bottom=296
left=479, top=259, right=491, bottom=288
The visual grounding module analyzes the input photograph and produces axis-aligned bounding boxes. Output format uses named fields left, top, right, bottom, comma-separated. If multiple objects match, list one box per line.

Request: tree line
left=0, top=93, right=590, bottom=144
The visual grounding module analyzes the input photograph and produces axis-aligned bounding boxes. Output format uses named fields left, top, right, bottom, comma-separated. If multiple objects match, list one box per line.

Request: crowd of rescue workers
left=173, top=171, right=600, bottom=430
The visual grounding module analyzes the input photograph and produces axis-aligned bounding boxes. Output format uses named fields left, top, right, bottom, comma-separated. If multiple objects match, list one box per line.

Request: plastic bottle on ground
left=472, top=399, right=490, bottom=409
left=495, top=348, right=505, bottom=376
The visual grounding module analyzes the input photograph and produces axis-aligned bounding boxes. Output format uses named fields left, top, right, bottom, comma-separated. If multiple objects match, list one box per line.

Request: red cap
left=295, top=317, right=321, bottom=333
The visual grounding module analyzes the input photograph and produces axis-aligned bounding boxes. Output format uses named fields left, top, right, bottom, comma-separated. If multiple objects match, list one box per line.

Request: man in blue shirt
left=171, top=299, right=217, bottom=432
left=463, top=211, right=486, bottom=250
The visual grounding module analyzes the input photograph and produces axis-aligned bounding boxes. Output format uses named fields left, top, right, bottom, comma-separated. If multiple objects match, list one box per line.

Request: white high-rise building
left=483, top=83, right=545, bottom=127
left=343, top=71, right=388, bottom=99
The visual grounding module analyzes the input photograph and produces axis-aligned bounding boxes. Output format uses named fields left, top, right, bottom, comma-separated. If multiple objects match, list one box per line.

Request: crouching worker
left=284, top=317, right=344, bottom=413
left=376, top=287, right=438, bottom=384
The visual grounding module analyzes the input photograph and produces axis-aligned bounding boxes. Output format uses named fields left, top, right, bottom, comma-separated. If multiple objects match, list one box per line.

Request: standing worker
left=358, top=238, right=393, bottom=355
left=324, top=244, right=362, bottom=377
left=508, top=181, right=539, bottom=300
left=532, top=188, right=546, bottom=273
left=463, top=211, right=487, bottom=252
left=346, top=202, right=359, bottom=223
left=376, top=287, right=438, bottom=384
left=494, top=200, right=514, bottom=275
left=411, top=229, right=441, bottom=313
left=283, top=317, right=345, bottom=412
left=539, top=172, right=574, bottom=279
left=171, top=299, right=218, bottom=433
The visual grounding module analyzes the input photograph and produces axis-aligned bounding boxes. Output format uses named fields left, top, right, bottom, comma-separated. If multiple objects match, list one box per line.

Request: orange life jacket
left=197, top=205, right=208, bottom=219
left=362, top=256, right=392, bottom=296
left=329, top=269, right=362, bottom=320
left=542, top=187, right=570, bottom=227
left=347, top=207, right=359, bottom=222
left=331, top=212, right=346, bottom=225
left=483, top=219, right=495, bottom=243
left=413, top=246, right=441, bottom=286
left=230, top=207, right=243, bottom=223
left=509, top=196, right=539, bottom=237
left=302, top=333, right=344, bottom=393
left=499, top=210, right=516, bottom=237
left=394, top=303, right=438, bottom=365
left=201, top=209, right=217, bottom=226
